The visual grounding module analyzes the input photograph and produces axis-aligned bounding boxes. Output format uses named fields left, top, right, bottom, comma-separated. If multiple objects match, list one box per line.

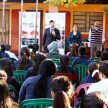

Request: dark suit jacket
left=42, top=28, right=60, bottom=48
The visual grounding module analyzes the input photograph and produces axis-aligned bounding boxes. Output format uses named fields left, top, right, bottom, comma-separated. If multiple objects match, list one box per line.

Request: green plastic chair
left=65, top=38, right=69, bottom=50
left=74, top=101, right=81, bottom=108
left=11, top=58, right=16, bottom=64
left=20, top=98, right=53, bottom=108
left=69, top=60, right=74, bottom=66
left=8, top=84, right=19, bottom=102
left=73, top=64, right=88, bottom=83
left=52, top=59, right=59, bottom=65
left=13, top=70, right=26, bottom=86
left=91, top=57, right=99, bottom=62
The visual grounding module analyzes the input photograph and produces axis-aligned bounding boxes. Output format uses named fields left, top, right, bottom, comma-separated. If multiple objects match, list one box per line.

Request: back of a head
left=70, top=47, right=76, bottom=57
left=81, top=92, right=108, bottom=108
left=60, top=55, right=69, bottom=73
left=47, top=41, right=59, bottom=53
left=20, top=47, right=30, bottom=57
left=105, top=47, right=108, bottom=53
left=88, top=62, right=100, bottom=82
left=33, top=59, right=57, bottom=98
left=0, top=67, right=7, bottom=81
left=1, top=44, right=6, bottom=52
left=30, top=53, right=47, bottom=76
left=17, top=47, right=30, bottom=70
left=0, top=58, right=13, bottom=76
left=101, top=52, right=108, bottom=61
left=95, top=50, right=102, bottom=58
left=51, top=76, right=74, bottom=99
left=78, top=46, right=86, bottom=56
left=53, top=91, right=70, bottom=108
left=5, top=44, right=11, bottom=51
left=99, top=61, right=108, bottom=78
left=33, top=44, right=39, bottom=53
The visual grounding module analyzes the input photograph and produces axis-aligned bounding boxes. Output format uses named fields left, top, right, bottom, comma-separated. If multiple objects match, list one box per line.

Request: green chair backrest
left=8, top=84, right=19, bottom=102
left=91, top=57, right=99, bottom=62
left=73, top=64, right=88, bottom=83
left=13, top=70, right=26, bottom=86
left=20, top=98, right=53, bottom=108
left=69, top=60, right=74, bottom=66
left=11, top=58, right=16, bottom=64
left=74, top=101, right=81, bottom=108
left=52, top=59, right=59, bottom=65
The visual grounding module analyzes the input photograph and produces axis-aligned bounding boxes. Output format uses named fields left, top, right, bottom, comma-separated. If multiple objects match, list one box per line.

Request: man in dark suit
left=42, top=20, right=60, bottom=53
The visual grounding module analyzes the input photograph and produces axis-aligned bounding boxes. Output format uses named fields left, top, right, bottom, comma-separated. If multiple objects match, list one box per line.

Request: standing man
left=42, top=20, right=60, bottom=53
left=88, top=19, right=105, bottom=59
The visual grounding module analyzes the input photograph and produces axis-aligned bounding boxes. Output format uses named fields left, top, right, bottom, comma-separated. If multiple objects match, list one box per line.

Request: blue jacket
left=81, top=75, right=95, bottom=84
left=1, top=52, right=12, bottom=62
left=68, top=31, right=82, bottom=45
left=18, top=74, right=53, bottom=103
left=72, top=56, right=92, bottom=68
left=13, top=59, right=33, bottom=70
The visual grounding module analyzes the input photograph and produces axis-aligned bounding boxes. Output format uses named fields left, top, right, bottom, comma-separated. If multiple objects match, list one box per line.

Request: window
left=73, top=12, right=103, bottom=32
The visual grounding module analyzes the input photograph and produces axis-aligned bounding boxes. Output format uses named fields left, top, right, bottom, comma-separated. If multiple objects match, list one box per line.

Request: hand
left=52, top=30, right=56, bottom=36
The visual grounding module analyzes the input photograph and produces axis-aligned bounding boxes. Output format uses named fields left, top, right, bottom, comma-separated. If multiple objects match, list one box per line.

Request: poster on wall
left=19, top=12, right=40, bottom=49
left=45, top=13, right=66, bottom=55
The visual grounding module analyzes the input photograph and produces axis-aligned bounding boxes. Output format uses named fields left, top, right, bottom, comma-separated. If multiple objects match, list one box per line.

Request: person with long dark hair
left=24, top=53, right=47, bottom=80
left=81, top=62, right=100, bottom=84
left=19, top=59, right=57, bottom=103
left=50, top=76, right=74, bottom=108
left=53, top=91, right=70, bottom=108
left=0, top=58, right=20, bottom=92
left=13, top=47, right=33, bottom=70
left=56, top=55, right=74, bottom=75
left=0, top=79, right=19, bottom=108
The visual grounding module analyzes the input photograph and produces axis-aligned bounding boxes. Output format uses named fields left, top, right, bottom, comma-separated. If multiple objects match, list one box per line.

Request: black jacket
left=42, top=28, right=60, bottom=48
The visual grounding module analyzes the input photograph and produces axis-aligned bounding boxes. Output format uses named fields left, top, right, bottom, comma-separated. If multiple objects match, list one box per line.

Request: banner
left=19, top=12, right=40, bottom=48
left=45, top=13, right=66, bottom=55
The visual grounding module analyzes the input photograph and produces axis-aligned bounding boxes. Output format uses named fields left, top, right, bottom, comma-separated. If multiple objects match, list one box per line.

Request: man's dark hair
left=95, top=50, right=102, bottom=57
left=101, top=52, right=108, bottom=61
left=1, top=44, right=6, bottom=52
left=78, top=46, right=86, bottom=56
left=94, top=19, right=99, bottom=22
left=5, top=44, right=11, bottom=51
left=49, top=20, right=54, bottom=24
left=104, top=47, right=108, bottom=52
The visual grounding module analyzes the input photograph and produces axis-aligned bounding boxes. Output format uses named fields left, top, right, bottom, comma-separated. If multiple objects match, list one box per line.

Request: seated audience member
left=56, top=55, right=75, bottom=75
left=51, top=76, right=74, bottom=107
left=24, top=53, right=47, bottom=80
left=0, top=58, right=20, bottom=92
left=70, top=46, right=79, bottom=62
left=104, top=47, right=108, bottom=52
left=28, top=44, right=39, bottom=60
left=5, top=44, right=18, bottom=60
left=87, top=61, right=108, bottom=94
left=19, top=59, right=57, bottom=103
left=13, top=47, right=33, bottom=70
left=45, top=41, right=61, bottom=59
left=81, top=62, right=100, bottom=84
left=1, top=44, right=12, bottom=62
left=67, top=46, right=76, bottom=58
left=53, top=91, right=71, bottom=108
left=94, top=50, right=102, bottom=61
left=0, top=79, right=19, bottom=108
left=100, top=52, right=108, bottom=61
left=72, top=46, right=91, bottom=67
left=81, top=92, right=108, bottom=108
left=0, top=46, right=3, bottom=59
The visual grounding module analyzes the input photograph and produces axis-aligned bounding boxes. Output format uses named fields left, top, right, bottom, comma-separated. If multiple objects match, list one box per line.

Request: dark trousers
left=90, top=43, right=102, bottom=59
left=43, top=47, right=49, bottom=53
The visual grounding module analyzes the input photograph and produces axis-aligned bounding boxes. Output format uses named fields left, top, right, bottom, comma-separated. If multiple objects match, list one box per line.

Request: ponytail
left=60, top=55, right=69, bottom=73
left=53, top=90, right=70, bottom=108
left=93, top=72, right=99, bottom=82
left=33, top=76, right=47, bottom=98
left=16, top=54, right=29, bottom=70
